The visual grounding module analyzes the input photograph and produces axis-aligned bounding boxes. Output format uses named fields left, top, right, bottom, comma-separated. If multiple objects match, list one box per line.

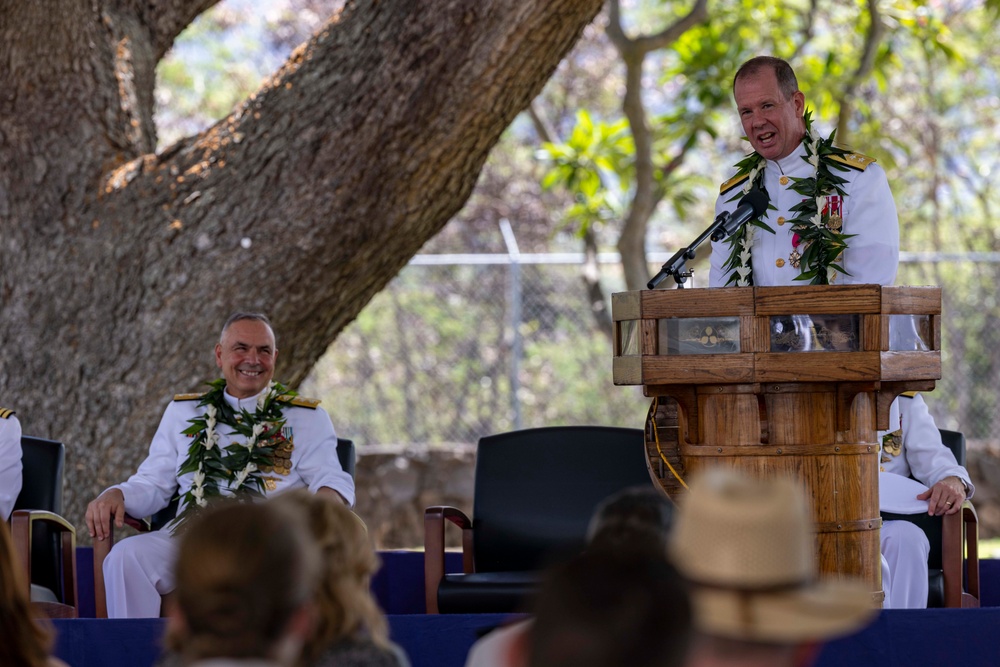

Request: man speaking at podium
left=707, top=56, right=899, bottom=289
left=704, top=57, right=972, bottom=609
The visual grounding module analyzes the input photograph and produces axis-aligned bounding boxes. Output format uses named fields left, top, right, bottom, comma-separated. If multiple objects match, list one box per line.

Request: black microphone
left=709, top=188, right=770, bottom=242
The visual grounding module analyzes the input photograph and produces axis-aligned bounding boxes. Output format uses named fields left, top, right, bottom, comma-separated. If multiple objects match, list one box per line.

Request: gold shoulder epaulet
left=900, top=391, right=918, bottom=399
left=720, top=172, right=750, bottom=195
left=173, top=392, right=205, bottom=402
left=278, top=395, right=321, bottom=409
left=828, top=151, right=876, bottom=172
left=0, top=407, right=15, bottom=419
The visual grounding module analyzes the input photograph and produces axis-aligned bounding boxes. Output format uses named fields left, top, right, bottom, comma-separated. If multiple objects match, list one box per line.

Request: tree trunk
left=0, top=0, right=604, bottom=532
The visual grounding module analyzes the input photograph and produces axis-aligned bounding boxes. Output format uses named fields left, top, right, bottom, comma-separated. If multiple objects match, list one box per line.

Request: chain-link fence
left=302, top=242, right=1000, bottom=449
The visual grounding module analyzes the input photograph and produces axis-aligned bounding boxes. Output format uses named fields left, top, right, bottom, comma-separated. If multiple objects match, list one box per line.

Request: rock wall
left=356, top=443, right=1000, bottom=550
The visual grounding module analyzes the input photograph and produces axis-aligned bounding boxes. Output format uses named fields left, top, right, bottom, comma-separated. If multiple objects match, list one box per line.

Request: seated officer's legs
left=103, top=530, right=178, bottom=618
left=881, top=520, right=930, bottom=609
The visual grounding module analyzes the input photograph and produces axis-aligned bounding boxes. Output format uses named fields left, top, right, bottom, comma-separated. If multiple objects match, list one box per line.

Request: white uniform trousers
left=103, top=530, right=178, bottom=618
left=881, top=520, right=930, bottom=609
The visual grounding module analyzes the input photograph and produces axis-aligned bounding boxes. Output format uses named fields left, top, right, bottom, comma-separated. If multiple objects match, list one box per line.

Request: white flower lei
left=722, top=111, right=855, bottom=286
left=174, top=378, right=295, bottom=528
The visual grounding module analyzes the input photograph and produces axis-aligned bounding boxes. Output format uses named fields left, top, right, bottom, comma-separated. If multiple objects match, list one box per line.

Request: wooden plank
left=638, top=287, right=755, bottom=319
left=642, top=355, right=754, bottom=385
left=612, top=357, right=642, bottom=385
left=611, top=291, right=641, bottom=321
left=879, top=351, right=942, bottom=382
left=681, top=443, right=875, bottom=456
left=880, top=286, right=942, bottom=315
left=862, top=314, right=882, bottom=351
left=641, top=319, right=657, bottom=355
left=753, top=284, right=882, bottom=315
left=755, top=352, right=881, bottom=382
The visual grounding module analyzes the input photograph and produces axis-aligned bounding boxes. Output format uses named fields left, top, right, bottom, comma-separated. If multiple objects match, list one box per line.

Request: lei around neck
left=721, top=110, right=857, bottom=286
left=173, top=378, right=295, bottom=528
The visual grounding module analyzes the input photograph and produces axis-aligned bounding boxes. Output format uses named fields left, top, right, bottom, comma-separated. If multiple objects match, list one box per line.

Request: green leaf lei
left=172, top=378, right=295, bottom=529
left=722, top=110, right=857, bottom=286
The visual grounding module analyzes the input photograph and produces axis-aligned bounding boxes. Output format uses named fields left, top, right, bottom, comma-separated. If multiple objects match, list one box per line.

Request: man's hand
left=85, top=488, right=126, bottom=540
left=916, top=476, right=966, bottom=516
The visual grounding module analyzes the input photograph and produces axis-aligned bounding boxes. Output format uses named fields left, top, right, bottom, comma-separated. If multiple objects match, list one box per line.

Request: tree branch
left=836, top=0, right=884, bottom=143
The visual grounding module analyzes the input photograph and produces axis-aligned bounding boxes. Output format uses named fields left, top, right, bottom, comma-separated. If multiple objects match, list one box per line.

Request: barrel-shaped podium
left=612, top=285, right=942, bottom=604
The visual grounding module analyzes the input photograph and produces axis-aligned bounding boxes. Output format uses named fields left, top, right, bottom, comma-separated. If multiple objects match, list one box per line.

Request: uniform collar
left=222, top=387, right=268, bottom=412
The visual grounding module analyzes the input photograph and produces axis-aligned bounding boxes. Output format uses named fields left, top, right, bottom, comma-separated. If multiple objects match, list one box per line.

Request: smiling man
left=85, top=312, right=354, bottom=618
left=708, top=55, right=899, bottom=288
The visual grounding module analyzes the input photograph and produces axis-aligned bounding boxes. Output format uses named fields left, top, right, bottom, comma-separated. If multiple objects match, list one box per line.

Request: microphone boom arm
left=646, top=213, right=730, bottom=290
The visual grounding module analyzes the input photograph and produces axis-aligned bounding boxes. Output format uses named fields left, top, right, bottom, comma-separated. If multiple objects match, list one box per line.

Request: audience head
left=0, top=521, right=57, bottom=667
left=586, top=484, right=675, bottom=555
left=167, top=499, right=320, bottom=666
left=270, top=489, right=391, bottom=663
left=669, top=470, right=876, bottom=665
left=527, top=548, right=692, bottom=667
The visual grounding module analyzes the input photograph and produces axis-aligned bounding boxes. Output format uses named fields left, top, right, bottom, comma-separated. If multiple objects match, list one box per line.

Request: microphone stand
left=646, top=213, right=730, bottom=290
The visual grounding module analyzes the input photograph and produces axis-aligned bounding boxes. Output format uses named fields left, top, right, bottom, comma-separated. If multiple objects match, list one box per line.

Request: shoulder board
left=720, top=172, right=749, bottom=195
left=0, top=407, right=15, bottom=419
left=173, top=392, right=205, bottom=402
left=900, top=391, right=918, bottom=399
left=828, top=151, right=876, bottom=172
left=278, top=395, right=321, bottom=409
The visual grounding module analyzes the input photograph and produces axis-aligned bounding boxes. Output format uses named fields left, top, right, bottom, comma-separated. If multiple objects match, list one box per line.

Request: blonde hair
left=169, top=500, right=319, bottom=662
left=0, top=521, right=55, bottom=667
left=271, top=490, right=390, bottom=663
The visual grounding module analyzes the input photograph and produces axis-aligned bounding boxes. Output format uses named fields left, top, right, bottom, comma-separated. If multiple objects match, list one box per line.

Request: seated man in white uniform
left=0, top=407, right=23, bottom=519
left=85, top=311, right=355, bottom=618
left=878, top=392, right=974, bottom=608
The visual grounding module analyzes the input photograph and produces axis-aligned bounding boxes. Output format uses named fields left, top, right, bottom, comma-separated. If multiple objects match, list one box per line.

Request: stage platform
left=54, top=550, right=1000, bottom=667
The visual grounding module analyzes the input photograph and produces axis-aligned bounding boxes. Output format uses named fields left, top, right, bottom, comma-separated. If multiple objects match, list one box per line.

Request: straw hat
left=669, top=469, right=878, bottom=643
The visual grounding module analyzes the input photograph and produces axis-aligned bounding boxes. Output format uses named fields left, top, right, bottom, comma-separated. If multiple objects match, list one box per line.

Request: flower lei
left=173, top=378, right=295, bottom=528
left=722, top=110, right=856, bottom=286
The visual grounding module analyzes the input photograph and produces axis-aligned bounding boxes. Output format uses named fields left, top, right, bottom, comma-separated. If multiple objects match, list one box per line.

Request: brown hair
left=271, top=490, right=390, bottom=664
left=169, top=499, right=319, bottom=662
left=734, top=55, right=799, bottom=100
left=0, top=521, right=55, bottom=667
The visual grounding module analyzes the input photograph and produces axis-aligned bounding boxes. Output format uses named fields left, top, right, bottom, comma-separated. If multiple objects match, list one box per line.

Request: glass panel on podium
left=769, top=314, right=860, bottom=352
left=889, top=314, right=932, bottom=351
left=658, top=317, right=740, bottom=355
left=617, top=319, right=639, bottom=356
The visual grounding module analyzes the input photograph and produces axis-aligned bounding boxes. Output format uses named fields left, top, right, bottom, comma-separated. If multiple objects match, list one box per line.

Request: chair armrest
left=91, top=510, right=159, bottom=618
left=942, top=499, right=979, bottom=608
left=424, top=506, right=473, bottom=614
left=10, top=510, right=78, bottom=614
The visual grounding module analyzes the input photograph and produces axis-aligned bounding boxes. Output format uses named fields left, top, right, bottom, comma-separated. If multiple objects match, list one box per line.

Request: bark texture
left=0, top=0, right=604, bottom=531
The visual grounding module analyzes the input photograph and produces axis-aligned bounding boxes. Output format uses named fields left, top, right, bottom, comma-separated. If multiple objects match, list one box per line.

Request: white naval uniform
left=102, top=387, right=355, bottom=618
left=877, top=393, right=974, bottom=609
left=709, top=141, right=899, bottom=287
left=0, top=411, right=22, bottom=519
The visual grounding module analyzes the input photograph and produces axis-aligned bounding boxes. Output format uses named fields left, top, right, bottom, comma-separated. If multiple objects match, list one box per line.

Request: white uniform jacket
left=709, top=141, right=899, bottom=288
left=878, top=393, right=974, bottom=508
left=0, top=411, right=22, bottom=519
left=111, top=387, right=355, bottom=519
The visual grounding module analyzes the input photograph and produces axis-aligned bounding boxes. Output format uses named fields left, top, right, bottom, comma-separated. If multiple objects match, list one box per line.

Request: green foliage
left=537, top=110, right=634, bottom=233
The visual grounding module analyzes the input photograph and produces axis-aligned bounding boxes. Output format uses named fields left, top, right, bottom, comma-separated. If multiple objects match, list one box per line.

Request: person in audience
left=270, top=489, right=410, bottom=667
left=0, top=407, right=22, bottom=519
left=878, top=391, right=975, bottom=608
left=670, top=469, right=877, bottom=667
left=464, top=486, right=681, bottom=667
left=164, top=499, right=320, bottom=667
left=85, top=311, right=355, bottom=618
left=0, top=521, right=69, bottom=667
left=527, top=548, right=691, bottom=667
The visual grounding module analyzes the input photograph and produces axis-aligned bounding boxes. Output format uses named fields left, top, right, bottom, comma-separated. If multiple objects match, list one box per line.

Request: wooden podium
left=612, top=284, right=941, bottom=604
